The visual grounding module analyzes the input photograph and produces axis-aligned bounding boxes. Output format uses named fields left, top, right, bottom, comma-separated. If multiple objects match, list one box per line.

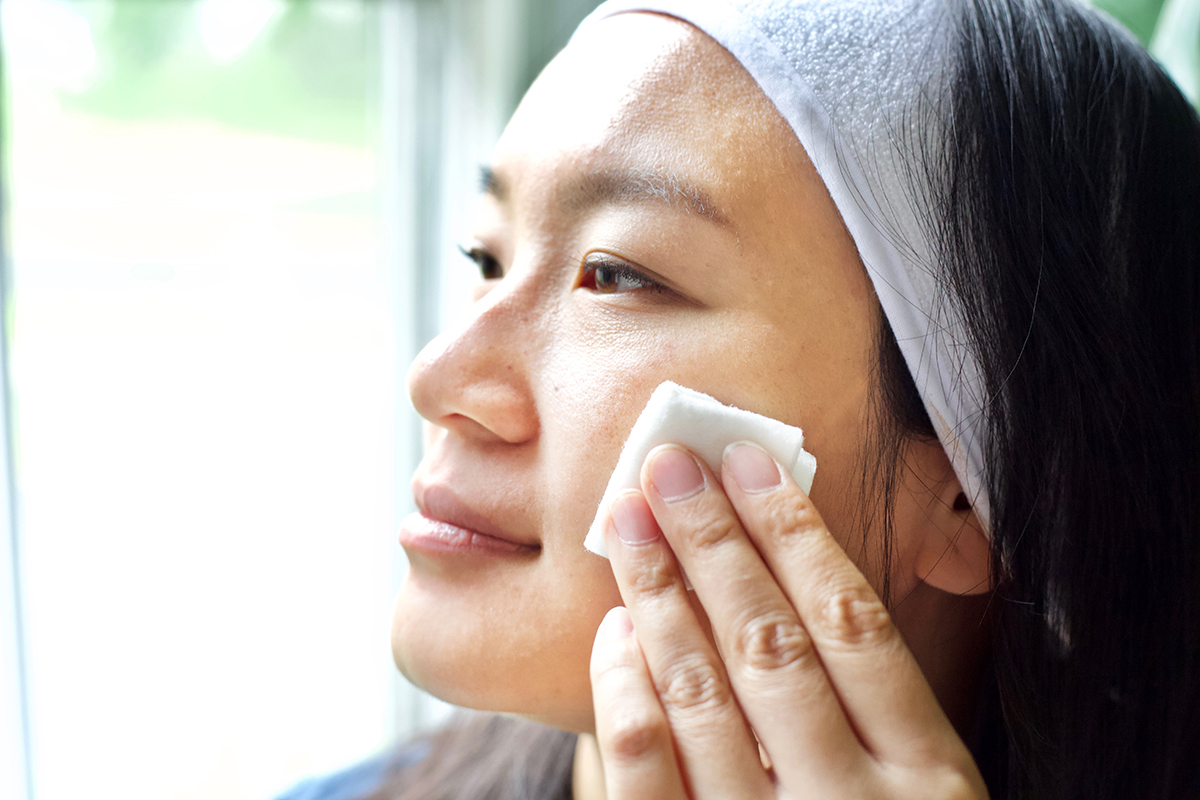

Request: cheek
left=538, top=322, right=682, bottom=538
left=548, top=306, right=881, bottom=595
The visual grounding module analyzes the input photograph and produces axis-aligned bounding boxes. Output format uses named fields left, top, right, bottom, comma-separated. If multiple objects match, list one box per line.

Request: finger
left=590, top=606, right=688, bottom=800
left=720, top=441, right=972, bottom=768
left=639, top=445, right=870, bottom=790
left=603, top=490, right=773, bottom=799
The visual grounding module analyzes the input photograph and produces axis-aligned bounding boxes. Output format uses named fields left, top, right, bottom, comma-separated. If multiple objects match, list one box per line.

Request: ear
left=894, top=438, right=992, bottom=596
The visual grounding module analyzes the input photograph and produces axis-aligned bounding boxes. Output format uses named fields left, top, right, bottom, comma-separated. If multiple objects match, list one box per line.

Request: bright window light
left=3, top=4, right=405, bottom=799
left=197, top=0, right=285, bottom=64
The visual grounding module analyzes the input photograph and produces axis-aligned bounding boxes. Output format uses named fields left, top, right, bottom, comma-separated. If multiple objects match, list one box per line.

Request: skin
left=397, top=12, right=992, bottom=796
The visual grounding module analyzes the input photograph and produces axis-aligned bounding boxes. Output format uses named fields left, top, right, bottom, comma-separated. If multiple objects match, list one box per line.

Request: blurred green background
left=1097, top=0, right=1199, bottom=106
left=34, top=0, right=1200, bottom=151
left=25, top=0, right=376, bottom=146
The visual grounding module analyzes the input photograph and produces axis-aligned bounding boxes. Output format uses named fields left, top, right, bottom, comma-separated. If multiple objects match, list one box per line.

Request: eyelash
left=457, top=244, right=666, bottom=296
left=458, top=244, right=503, bottom=280
left=578, top=255, right=665, bottom=295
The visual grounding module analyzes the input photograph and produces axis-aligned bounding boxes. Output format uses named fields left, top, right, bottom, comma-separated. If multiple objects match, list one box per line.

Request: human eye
left=458, top=243, right=503, bottom=280
left=577, top=252, right=664, bottom=295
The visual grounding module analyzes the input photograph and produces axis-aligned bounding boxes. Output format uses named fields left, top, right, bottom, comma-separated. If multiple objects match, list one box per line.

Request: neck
left=572, top=733, right=608, bottom=800
left=891, top=581, right=993, bottom=739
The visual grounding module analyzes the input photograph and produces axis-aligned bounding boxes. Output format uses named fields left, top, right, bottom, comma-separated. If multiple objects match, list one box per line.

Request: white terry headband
left=572, top=0, right=993, bottom=531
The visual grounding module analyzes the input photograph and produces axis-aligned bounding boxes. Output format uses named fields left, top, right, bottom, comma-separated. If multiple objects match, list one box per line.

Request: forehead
left=490, top=13, right=809, bottom=240
left=500, top=14, right=736, bottom=147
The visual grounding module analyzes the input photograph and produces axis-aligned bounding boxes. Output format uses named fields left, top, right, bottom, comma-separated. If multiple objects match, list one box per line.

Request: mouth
left=400, top=483, right=540, bottom=556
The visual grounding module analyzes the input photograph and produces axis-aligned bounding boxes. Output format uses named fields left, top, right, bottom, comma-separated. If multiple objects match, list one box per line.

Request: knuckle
left=817, top=583, right=893, bottom=649
left=882, top=763, right=983, bottom=800
left=601, top=710, right=668, bottom=763
left=925, top=767, right=982, bottom=800
left=729, top=610, right=816, bottom=673
left=590, top=639, right=640, bottom=683
left=625, top=554, right=680, bottom=600
left=687, top=513, right=740, bottom=552
left=656, top=655, right=731, bottom=715
left=770, top=492, right=826, bottom=541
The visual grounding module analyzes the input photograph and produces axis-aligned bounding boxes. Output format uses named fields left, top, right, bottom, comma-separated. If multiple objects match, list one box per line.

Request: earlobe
left=896, top=440, right=993, bottom=597
left=914, top=499, right=992, bottom=596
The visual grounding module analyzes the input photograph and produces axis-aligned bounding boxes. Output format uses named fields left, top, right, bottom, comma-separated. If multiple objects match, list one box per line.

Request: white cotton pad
left=584, top=381, right=817, bottom=557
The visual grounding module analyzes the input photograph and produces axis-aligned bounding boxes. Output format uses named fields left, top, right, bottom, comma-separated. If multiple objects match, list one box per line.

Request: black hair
left=372, top=0, right=1200, bottom=797
left=923, top=0, right=1200, bottom=795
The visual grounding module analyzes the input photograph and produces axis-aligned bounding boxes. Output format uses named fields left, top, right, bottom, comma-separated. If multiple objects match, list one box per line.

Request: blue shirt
left=270, top=744, right=429, bottom=800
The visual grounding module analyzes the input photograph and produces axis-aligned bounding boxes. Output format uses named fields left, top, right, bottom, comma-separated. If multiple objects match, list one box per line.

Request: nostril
left=443, top=385, right=540, bottom=444
left=439, top=412, right=526, bottom=445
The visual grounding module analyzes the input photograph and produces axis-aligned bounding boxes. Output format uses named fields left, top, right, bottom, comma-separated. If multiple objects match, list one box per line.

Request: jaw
left=390, top=554, right=620, bottom=732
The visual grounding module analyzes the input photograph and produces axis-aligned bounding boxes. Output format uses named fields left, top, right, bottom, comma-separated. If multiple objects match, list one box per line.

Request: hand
left=589, top=441, right=988, bottom=799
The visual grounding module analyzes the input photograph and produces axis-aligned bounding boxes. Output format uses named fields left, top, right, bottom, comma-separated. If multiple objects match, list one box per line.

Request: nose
left=406, top=285, right=540, bottom=446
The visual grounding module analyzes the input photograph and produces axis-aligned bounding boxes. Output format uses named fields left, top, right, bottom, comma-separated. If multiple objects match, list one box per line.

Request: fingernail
left=609, top=492, right=660, bottom=544
left=647, top=446, right=705, bottom=502
left=725, top=441, right=782, bottom=493
left=596, top=606, right=633, bottom=642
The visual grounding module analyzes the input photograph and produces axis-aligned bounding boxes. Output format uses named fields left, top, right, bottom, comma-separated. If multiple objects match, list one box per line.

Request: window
left=0, top=1, right=600, bottom=798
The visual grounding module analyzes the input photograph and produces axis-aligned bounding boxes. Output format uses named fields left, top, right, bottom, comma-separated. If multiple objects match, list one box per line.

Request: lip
left=400, top=483, right=539, bottom=556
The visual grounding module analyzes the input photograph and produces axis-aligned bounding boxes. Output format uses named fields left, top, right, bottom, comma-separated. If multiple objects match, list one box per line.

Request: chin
left=389, top=578, right=607, bottom=734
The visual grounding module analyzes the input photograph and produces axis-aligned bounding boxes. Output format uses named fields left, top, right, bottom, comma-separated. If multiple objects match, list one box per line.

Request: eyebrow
left=479, top=165, right=736, bottom=232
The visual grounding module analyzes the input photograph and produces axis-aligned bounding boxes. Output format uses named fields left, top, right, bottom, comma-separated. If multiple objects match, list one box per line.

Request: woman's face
left=394, top=13, right=885, bottom=733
